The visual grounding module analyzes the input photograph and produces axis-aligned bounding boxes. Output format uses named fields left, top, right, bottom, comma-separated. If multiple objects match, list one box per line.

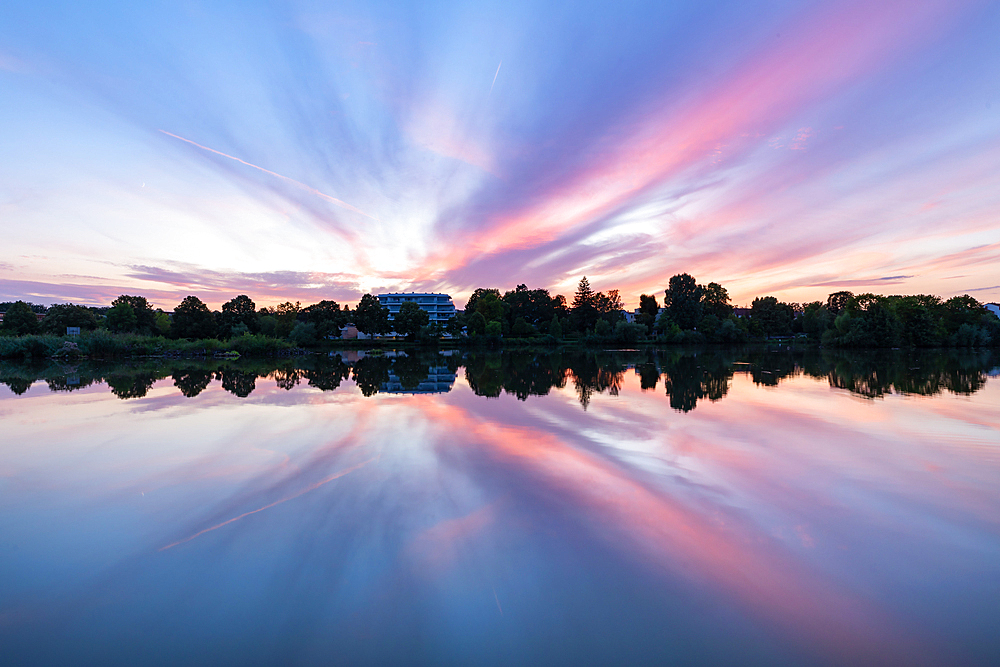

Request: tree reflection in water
left=351, top=355, right=393, bottom=397
left=0, top=348, right=996, bottom=409
left=173, top=369, right=213, bottom=397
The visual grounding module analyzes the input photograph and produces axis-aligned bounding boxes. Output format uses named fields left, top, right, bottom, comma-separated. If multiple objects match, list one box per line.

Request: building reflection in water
left=381, top=365, right=457, bottom=394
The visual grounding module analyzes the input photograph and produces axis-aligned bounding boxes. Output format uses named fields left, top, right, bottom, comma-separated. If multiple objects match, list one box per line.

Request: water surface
left=2, top=348, right=998, bottom=665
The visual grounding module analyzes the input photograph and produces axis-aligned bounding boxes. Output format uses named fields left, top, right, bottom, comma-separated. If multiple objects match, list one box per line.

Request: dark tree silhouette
left=1, top=301, right=39, bottom=335
left=172, top=296, right=217, bottom=339
left=353, top=294, right=391, bottom=336
left=220, top=295, right=259, bottom=336
left=663, top=274, right=703, bottom=330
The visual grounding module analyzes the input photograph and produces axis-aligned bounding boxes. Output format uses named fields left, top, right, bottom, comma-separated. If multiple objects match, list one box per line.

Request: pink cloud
left=416, top=0, right=966, bottom=290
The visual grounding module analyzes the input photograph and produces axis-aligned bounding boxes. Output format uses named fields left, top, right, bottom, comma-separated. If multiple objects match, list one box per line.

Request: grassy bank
left=0, top=331, right=298, bottom=360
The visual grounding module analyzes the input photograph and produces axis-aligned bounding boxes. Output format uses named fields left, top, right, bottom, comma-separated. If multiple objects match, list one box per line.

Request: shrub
left=613, top=321, right=646, bottom=344
left=228, top=334, right=293, bottom=356
left=288, top=322, right=318, bottom=346
left=0, top=335, right=63, bottom=359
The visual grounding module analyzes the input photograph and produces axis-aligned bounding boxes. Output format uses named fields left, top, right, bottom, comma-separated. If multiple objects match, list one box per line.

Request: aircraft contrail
left=489, top=61, right=502, bottom=95
left=158, top=129, right=374, bottom=219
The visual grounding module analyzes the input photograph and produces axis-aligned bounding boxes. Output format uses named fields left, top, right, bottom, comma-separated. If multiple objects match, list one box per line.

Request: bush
left=1, top=301, right=40, bottom=335
left=228, top=334, right=293, bottom=356
left=717, top=318, right=746, bottom=343
left=613, top=321, right=646, bottom=344
left=549, top=316, right=562, bottom=340
left=951, top=324, right=991, bottom=348
left=0, top=335, right=63, bottom=359
left=511, top=317, right=537, bottom=337
left=288, top=322, right=318, bottom=346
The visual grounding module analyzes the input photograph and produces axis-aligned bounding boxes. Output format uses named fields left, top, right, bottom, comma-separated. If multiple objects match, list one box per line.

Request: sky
left=1, top=0, right=999, bottom=310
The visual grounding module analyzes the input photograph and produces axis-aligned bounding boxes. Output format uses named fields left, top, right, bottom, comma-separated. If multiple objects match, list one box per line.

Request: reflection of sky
left=2, top=370, right=999, bottom=664
left=2, top=1, right=1000, bottom=308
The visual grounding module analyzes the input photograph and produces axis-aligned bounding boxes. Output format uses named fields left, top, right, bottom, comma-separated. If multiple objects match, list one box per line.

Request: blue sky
left=2, top=0, right=999, bottom=308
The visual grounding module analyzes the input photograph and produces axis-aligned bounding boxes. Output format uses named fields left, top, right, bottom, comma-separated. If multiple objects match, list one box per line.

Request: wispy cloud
left=0, top=0, right=996, bottom=307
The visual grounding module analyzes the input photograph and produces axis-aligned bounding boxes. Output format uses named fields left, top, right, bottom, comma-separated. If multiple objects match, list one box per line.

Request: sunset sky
left=2, top=0, right=999, bottom=310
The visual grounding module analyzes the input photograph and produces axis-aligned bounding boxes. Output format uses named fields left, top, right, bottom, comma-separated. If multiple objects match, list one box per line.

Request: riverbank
left=2, top=328, right=995, bottom=360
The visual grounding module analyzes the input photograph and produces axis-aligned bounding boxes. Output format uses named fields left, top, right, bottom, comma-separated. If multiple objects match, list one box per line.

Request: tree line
left=2, top=274, right=998, bottom=348
left=0, top=294, right=398, bottom=343
left=453, top=275, right=999, bottom=348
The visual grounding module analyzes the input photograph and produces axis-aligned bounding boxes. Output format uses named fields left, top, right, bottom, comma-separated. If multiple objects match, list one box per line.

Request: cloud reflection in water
left=0, top=350, right=998, bottom=665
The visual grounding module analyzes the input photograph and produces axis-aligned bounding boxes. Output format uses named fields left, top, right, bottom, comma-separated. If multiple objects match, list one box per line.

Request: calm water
left=1, top=348, right=999, bottom=666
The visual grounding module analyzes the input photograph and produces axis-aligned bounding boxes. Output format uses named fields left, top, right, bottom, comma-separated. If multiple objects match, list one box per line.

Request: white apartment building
left=377, top=293, right=457, bottom=324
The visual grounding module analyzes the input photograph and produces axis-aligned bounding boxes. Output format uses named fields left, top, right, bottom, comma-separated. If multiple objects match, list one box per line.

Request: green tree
left=1, top=301, right=39, bottom=335
left=111, top=295, right=156, bottom=333
left=549, top=316, right=562, bottom=339
left=637, top=294, right=658, bottom=332
left=844, top=302, right=902, bottom=347
left=300, top=300, right=346, bottom=339
left=468, top=311, right=487, bottom=336
left=445, top=315, right=463, bottom=336
left=394, top=301, right=430, bottom=339
left=511, top=316, right=536, bottom=337
left=465, top=288, right=502, bottom=315
left=750, top=296, right=794, bottom=337
left=1, top=301, right=46, bottom=314
left=654, top=309, right=674, bottom=334
left=354, top=294, right=391, bottom=336
left=40, top=304, right=97, bottom=334
left=502, top=284, right=561, bottom=327
left=260, top=301, right=301, bottom=338
left=475, top=292, right=507, bottom=323
left=220, top=295, right=259, bottom=336
left=942, top=295, right=985, bottom=335
left=288, top=321, right=318, bottom=346
left=258, top=315, right=278, bottom=337
left=827, top=291, right=853, bottom=315
left=571, top=276, right=600, bottom=332
left=172, top=296, right=217, bottom=339
left=893, top=295, right=941, bottom=347
left=801, top=301, right=832, bottom=339
left=664, top=274, right=703, bottom=330
left=639, top=294, right=659, bottom=318
left=700, top=282, right=732, bottom=319
left=614, top=321, right=647, bottom=343
left=106, top=301, right=137, bottom=333
left=154, top=310, right=171, bottom=336
left=595, top=289, right=625, bottom=324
